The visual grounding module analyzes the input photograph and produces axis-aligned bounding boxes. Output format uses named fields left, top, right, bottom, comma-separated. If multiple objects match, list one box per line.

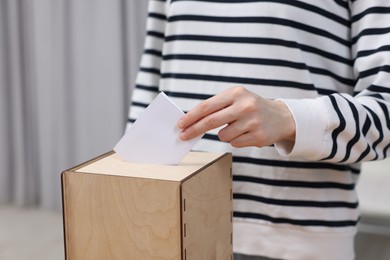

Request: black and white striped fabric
left=128, top=1, right=390, bottom=259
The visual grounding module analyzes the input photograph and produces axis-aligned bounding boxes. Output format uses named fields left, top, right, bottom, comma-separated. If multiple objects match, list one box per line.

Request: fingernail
left=179, top=132, right=187, bottom=141
left=178, top=119, right=184, bottom=129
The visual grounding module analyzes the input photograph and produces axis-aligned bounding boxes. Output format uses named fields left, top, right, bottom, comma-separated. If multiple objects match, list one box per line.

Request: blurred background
left=0, top=0, right=389, bottom=259
left=0, top=0, right=148, bottom=258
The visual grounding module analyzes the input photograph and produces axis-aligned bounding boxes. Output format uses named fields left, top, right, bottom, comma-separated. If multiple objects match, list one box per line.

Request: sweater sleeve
left=126, top=0, right=167, bottom=130
left=275, top=1, right=390, bottom=164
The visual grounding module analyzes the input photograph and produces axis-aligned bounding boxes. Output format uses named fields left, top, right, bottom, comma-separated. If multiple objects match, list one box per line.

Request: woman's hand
left=177, top=86, right=296, bottom=148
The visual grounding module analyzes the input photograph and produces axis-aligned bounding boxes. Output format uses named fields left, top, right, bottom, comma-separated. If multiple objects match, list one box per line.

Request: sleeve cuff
left=274, top=98, right=328, bottom=160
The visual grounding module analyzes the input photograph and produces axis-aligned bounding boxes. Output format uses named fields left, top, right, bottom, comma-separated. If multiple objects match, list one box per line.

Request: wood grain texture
left=62, top=151, right=232, bottom=260
left=181, top=153, right=233, bottom=260
left=63, top=172, right=181, bottom=260
left=75, top=152, right=223, bottom=181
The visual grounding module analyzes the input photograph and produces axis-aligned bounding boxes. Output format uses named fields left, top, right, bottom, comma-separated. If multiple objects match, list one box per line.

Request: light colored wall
left=356, top=158, right=390, bottom=259
left=0, top=0, right=148, bottom=210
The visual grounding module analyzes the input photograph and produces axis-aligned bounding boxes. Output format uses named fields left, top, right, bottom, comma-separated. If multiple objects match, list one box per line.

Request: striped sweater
left=128, top=1, right=390, bottom=259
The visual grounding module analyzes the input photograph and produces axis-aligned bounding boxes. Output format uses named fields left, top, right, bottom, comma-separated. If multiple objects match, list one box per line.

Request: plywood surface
left=62, top=151, right=233, bottom=260
left=75, top=151, right=223, bottom=182
left=62, top=172, right=182, bottom=260
left=181, top=153, right=233, bottom=260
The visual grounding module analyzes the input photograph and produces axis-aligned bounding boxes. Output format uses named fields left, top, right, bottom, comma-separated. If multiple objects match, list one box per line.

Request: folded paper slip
left=114, top=92, right=203, bottom=165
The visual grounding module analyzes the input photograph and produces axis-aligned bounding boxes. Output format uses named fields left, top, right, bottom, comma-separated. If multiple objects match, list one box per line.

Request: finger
left=179, top=106, right=237, bottom=140
left=229, top=132, right=258, bottom=148
left=218, top=120, right=248, bottom=143
left=230, top=131, right=272, bottom=148
left=178, top=91, right=233, bottom=129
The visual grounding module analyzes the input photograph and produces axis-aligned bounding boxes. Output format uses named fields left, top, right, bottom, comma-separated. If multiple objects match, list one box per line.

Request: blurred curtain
left=0, top=0, right=148, bottom=210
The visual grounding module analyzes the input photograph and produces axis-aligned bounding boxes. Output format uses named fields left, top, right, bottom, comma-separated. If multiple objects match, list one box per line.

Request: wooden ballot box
left=61, top=151, right=232, bottom=260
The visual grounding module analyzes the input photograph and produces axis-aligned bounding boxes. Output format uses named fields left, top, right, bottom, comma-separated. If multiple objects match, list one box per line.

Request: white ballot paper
left=113, top=92, right=202, bottom=165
